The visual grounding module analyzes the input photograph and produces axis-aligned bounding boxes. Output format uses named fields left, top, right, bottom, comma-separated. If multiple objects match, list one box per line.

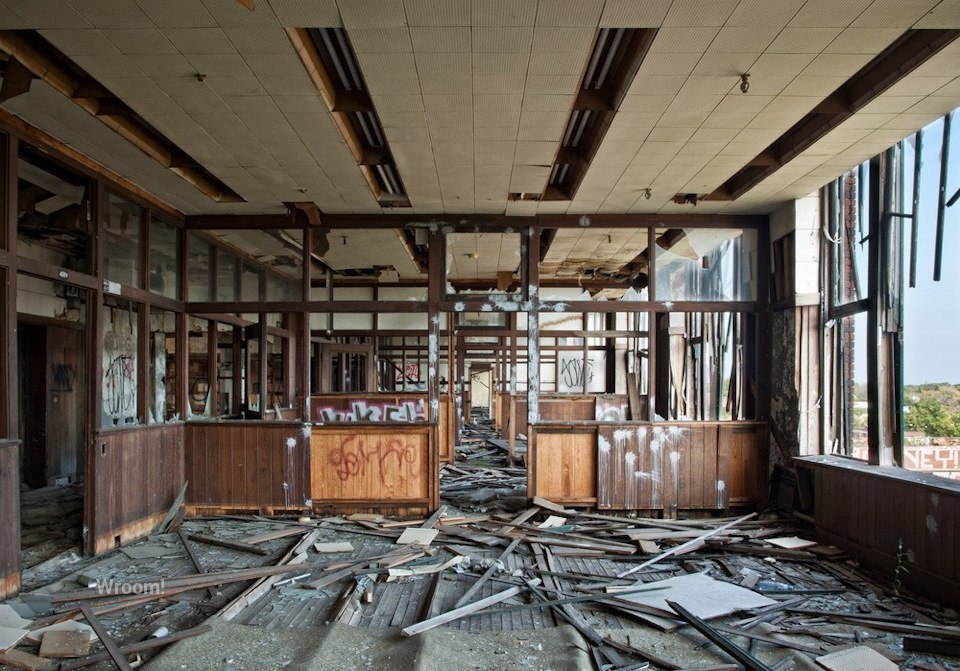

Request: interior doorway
left=16, top=276, right=88, bottom=569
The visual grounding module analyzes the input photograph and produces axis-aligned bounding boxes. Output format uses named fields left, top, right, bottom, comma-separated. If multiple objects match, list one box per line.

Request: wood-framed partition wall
left=0, top=110, right=774, bottom=598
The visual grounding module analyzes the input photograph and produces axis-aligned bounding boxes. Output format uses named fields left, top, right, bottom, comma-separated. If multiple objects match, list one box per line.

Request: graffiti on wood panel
left=315, top=399, right=426, bottom=423
left=328, top=434, right=418, bottom=487
left=51, top=363, right=77, bottom=392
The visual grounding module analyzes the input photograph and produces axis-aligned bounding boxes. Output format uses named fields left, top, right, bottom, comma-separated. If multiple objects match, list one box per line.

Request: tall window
left=104, top=193, right=143, bottom=289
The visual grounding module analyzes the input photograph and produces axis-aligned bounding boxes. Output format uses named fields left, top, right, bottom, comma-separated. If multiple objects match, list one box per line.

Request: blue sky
left=902, top=116, right=960, bottom=384
left=847, top=114, right=960, bottom=385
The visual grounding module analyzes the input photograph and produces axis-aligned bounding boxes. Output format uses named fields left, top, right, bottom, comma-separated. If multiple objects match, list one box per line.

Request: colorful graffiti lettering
left=328, top=435, right=418, bottom=486
left=315, top=399, right=426, bottom=423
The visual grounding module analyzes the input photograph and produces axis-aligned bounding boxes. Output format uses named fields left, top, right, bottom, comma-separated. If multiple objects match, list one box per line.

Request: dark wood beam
left=0, top=56, right=33, bottom=102
left=707, top=29, right=960, bottom=201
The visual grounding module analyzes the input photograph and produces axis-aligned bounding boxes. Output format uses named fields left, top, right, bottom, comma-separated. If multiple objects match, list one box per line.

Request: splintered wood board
left=39, top=629, right=92, bottom=658
left=0, top=649, right=51, bottom=671
left=314, top=542, right=355, bottom=553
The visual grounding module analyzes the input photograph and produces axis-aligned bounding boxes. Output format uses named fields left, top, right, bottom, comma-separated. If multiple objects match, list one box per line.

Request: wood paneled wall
left=529, top=421, right=768, bottom=512
left=497, top=393, right=626, bottom=437
left=0, top=440, right=19, bottom=598
left=311, top=424, right=437, bottom=515
left=88, top=424, right=184, bottom=555
left=799, top=455, right=960, bottom=606
left=531, top=428, right=597, bottom=505
left=184, top=421, right=310, bottom=515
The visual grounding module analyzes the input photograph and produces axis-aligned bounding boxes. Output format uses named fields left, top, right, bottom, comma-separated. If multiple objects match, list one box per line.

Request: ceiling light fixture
left=739, top=73, right=749, bottom=93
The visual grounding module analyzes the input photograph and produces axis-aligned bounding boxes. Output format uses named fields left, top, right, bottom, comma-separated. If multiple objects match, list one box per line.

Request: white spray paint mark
left=286, top=437, right=296, bottom=448
left=430, top=399, right=440, bottom=411
left=446, top=282, right=456, bottom=294
left=636, top=426, right=647, bottom=441
left=454, top=301, right=465, bottom=312
left=716, top=480, right=727, bottom=508
left=667, top=425, right=687, bottom=439
left=625, top=452, right=636, bottom=467
left=669, top=451, right=681, bottom=488
left=663, top=301, right=673, bottom=310
left=930, top=493, right=939, bottom=506
left=301, top=425, right=311, bottom=438
left=552, top=302, right=568, bottom=312
left=926, top=514, right=938, bottom=534
left=578, top=215, right=590, bottom=227
left=613, top=429, right=632, bottom=449
left=481, top=303, right=492, bottom=312
left=598, top=435, right=611, bottom=453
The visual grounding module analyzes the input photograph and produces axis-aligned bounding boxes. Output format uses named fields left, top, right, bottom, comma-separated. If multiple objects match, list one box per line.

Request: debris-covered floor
left=1, top=417, right=959, bottom=671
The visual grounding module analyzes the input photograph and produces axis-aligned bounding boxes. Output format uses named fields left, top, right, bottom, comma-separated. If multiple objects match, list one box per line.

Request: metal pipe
left=934, top=111, right=951, bottom=281
left=910, top=130, right=922, bottom=287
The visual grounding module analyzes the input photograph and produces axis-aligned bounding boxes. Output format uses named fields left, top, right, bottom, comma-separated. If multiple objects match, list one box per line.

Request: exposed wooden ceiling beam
left=0, top=56, right=33, bottom=102
left=703, top=28, right=960, bottom=202
left=0, top=30, right=244, bottom=203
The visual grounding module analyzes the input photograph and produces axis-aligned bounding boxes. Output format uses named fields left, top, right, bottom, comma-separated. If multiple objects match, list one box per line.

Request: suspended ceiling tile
left=223, top=25, right=293, bottom=52
left=649, top=26, right=720, bottom=52
left=472, top=25, right=533, bottom=51
left=474, top=52, right=529, bottom=75
left=337, top=0, right=407, bottom=28
left=531, top=26, right=594, bottom=53
left=788, top=0, right=873, bottom=28
left=824, top=26, right=904, bottom=53
left=767, top=26, right=844, bottom=53
left=471, top=0, right=538, bottom=26
left=850, top=0, right=940, bottom=28
left=522, top=74, right=580, bottom=95
left=351, top=28, right=414, bottom=52
left=725, top=0, right=807, bottom=26
left=267, top=0, right=340, bottom=26
left=163, top=27, right=236, bottom=54
left=690, top=51, right=757, bottom=77
left=404, top=0, right=471, bottom=26
left=707, top=25, right=781, bottom=53
left=409, top=26, right=470, bottom=51
left=913, top=0, right=960, bottom=27
left=598, top=0, right=671, bottom=27
left=663, top=0, right=738, bottom=26
left=41, top=28, right=122, bottom=54
left=535, top=0, right=604, bottom=27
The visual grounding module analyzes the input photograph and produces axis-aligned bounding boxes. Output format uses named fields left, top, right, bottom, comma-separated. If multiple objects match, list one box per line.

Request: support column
left=427, top=230, right=444, bottom=424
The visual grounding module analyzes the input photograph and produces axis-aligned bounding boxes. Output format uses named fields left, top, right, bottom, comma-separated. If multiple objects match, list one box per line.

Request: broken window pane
left=149, top=215, right=180, bottom=300
left=654, top=228, right=757, bottom=302
left=104, top=193, right=143, bottom=289
left=16, top=144, right=92, bottom=273
left=102, top=297, right=140, bottom=427
left=148, top=307, right=177, bottom=424
left=186, top=234, right=213, bottom=302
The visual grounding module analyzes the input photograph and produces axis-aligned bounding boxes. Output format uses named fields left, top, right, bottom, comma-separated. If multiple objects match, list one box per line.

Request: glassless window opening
left=104, top=193, right=143, bottom=289
left=102, top=297, right=140, bottom=427
left=16, top=145, right=93, bottom=273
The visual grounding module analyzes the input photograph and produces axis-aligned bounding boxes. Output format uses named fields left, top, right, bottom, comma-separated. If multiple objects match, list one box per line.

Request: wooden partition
left=311, top=393, right=453, bottom=463
left=88, top=424, right=184, bottom=554
left=0, top=439, right=19, bottom=598
left=184, top=421, right=310, bottom=515
left=310, top=424, right=437, bottom=516
left=797, top=455, right=960, bottom=606
left=496, top=393, right=628, bottom=438
left=529, top=421, right=767, bottom=514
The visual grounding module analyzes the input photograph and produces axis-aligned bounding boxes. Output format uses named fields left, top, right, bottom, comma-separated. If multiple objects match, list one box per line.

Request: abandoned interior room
left=2, top=0, right=960, bottom=669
